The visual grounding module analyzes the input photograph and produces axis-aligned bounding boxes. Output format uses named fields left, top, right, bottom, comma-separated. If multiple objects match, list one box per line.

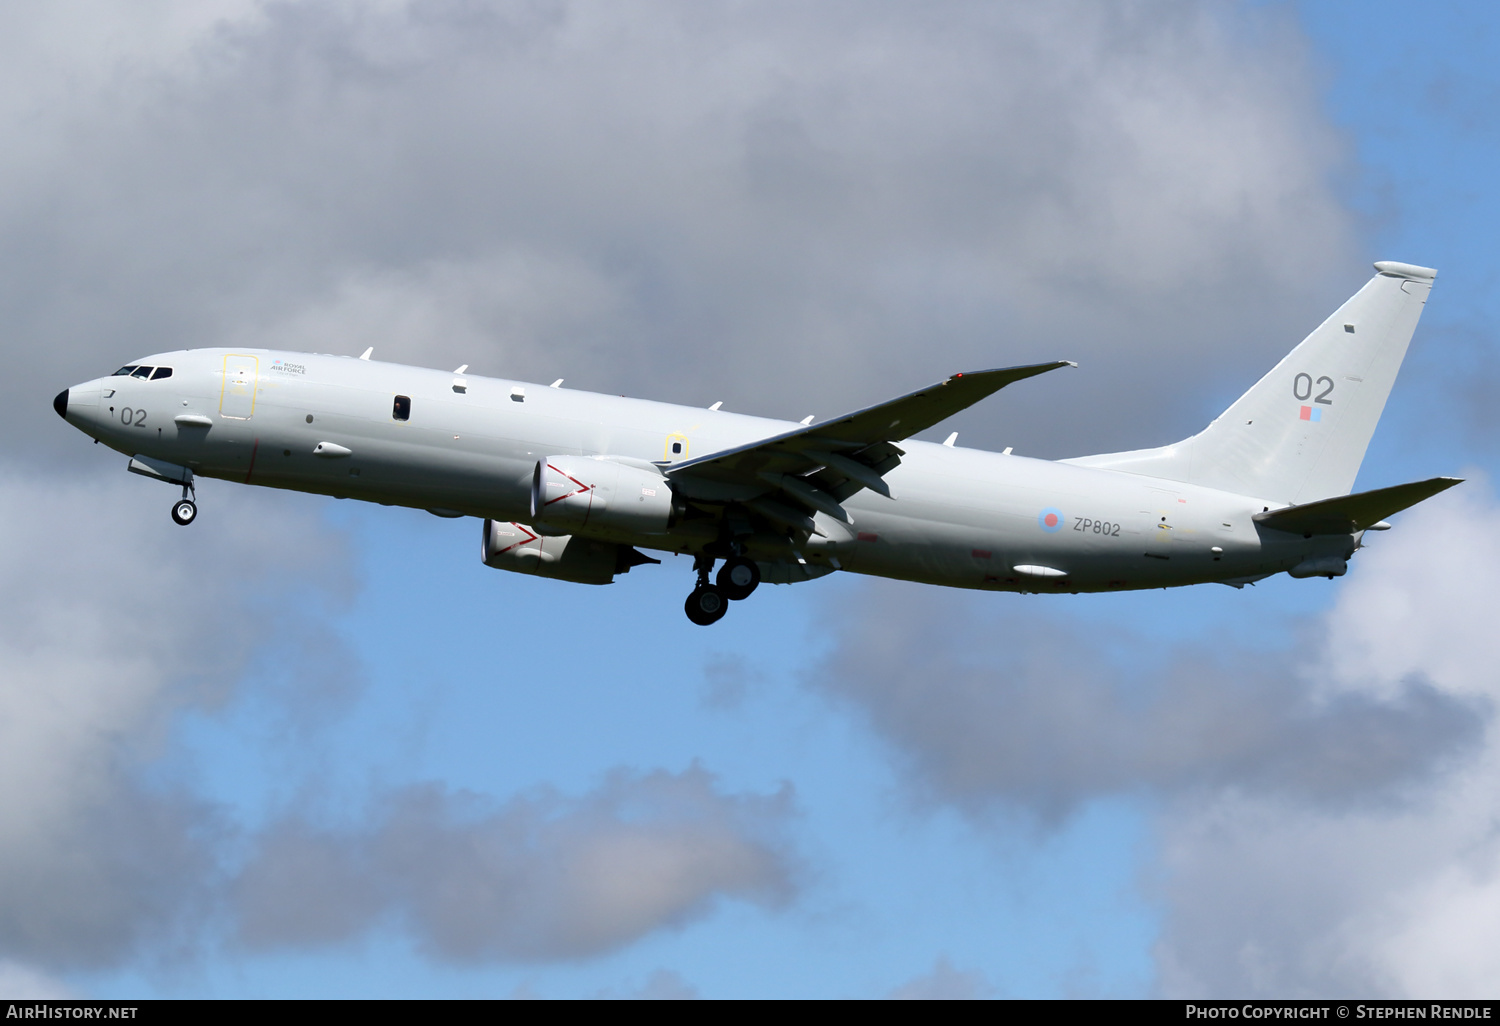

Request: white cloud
left=1318, top=476, right=1500, bottom=703
left=1155, top=486, right=1500, bottom=997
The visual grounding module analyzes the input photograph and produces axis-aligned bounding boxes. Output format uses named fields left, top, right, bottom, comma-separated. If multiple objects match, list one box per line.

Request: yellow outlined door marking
left=220, top=354, right=259, bottom=419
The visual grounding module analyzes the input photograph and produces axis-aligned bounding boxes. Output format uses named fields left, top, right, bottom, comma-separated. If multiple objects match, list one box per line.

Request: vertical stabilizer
left=1063, top=262, right=1436, bottom=503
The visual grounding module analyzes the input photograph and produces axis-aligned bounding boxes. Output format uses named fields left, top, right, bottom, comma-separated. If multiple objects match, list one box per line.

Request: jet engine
left=531, top=455, right=676, bottom=534
left=481, top=519, right=657, bottom=585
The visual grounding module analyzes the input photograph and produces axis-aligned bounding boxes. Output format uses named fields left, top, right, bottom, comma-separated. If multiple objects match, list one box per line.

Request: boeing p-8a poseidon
left=55, top=261, right=1457, bottom=625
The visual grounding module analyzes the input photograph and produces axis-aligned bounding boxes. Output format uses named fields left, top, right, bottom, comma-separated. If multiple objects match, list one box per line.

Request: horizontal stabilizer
left=1253, top=477, right=1462, bottom=536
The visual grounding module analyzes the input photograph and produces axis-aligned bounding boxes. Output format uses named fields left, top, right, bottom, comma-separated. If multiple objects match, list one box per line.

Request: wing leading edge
left=665, top=360, right=1073, bottom=533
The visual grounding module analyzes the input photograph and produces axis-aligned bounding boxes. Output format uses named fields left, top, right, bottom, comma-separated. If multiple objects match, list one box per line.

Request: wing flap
left=1253, top=477, right=1462, bottom=536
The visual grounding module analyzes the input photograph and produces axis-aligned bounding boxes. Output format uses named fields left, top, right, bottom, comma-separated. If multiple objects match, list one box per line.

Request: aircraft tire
left=716, top=557, right=760, bottom=600
left=171, top=499, right=198, bottom=526
left=685, top=585, right=728, bottom=626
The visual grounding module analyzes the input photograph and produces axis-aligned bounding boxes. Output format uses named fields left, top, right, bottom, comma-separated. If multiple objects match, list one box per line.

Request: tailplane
left=1064, top=261, right=1437, bottom=503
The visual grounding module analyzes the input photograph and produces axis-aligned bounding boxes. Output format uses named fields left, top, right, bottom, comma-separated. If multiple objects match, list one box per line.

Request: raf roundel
left=1038, top=507, right=1064, bottom=533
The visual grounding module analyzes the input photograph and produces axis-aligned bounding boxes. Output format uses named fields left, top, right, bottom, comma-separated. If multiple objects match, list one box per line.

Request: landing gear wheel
left=171, top=499, right=197, bottom=526
left=716, top=557, right=760, bottom=600
left=685, top=584, right=729, bottom=626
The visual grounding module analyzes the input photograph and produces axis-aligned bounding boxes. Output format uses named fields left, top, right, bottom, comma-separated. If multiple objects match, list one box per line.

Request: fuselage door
left=220, top=355, right=259, bottom=419
left=1144, top=486, right=1180, bottom=553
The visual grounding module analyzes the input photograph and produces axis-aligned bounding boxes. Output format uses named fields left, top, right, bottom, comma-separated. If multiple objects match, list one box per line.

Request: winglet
left=359, top=347, right=374, bottom=361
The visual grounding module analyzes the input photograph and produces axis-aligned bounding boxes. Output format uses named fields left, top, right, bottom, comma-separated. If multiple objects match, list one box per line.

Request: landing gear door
left=220, top=354, right=259, bottom=420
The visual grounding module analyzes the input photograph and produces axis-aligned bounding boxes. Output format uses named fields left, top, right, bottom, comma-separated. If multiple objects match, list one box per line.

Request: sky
left=4, top=0, right=1500, bottom=999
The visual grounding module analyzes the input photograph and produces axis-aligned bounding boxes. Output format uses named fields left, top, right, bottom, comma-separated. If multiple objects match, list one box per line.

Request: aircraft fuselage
left=57, top=348, right=1345, bottom=595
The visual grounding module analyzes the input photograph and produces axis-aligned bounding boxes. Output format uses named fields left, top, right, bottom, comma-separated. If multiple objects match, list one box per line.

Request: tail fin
left=1063, top=261, right=1437, bottom=503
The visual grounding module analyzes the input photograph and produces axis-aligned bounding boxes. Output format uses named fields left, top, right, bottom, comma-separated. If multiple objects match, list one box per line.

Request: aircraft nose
left=53, top=389, right=69, bottom=419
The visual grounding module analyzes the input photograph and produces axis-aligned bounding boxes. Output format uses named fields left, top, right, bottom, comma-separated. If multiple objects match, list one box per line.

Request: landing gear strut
left=170, top=480, right=197, bottom=526
left=685, top=554, right=728, bottom=626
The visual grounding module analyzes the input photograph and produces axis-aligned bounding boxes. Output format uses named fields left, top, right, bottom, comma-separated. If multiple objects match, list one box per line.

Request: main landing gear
left=684, top=554, right=761, bottom=625
left=170, top=481, right=197, bottom=526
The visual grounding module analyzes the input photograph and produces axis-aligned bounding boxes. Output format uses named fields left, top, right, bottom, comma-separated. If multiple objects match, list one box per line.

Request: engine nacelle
left=483, top=519, right=653, bottom=585
left=1288, top=555, right=1349, bottom=579
left=531, top=455, right=674, bottom=535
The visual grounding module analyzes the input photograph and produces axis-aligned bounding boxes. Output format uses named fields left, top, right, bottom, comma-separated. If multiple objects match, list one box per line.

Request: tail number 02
left=1293, top=372, right=1334, bottom=405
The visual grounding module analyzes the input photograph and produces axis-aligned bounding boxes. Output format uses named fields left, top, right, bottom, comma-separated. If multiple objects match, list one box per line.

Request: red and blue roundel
left=1038, top=507, right=1064, bottom=533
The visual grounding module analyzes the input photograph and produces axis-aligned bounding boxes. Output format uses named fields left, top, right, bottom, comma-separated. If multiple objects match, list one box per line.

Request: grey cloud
left=814, top=486, right=1500, bottom=996
left=701, top=651, right=761, bottom=709
left=0, top=469, right=358, bottom=967
left=9, top=0, right=1357, bottom=471
left=0, top=463, right=792, bottom=975
left=811, top=588, right=1485, bottom=820
left=235, top=765, right=796, bottom=962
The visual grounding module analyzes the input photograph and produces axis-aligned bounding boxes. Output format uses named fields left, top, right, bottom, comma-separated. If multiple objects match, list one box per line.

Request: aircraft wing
left=1254, top=476, right=1462, bottom=536
left=666, top=360, right=1072, bottom=528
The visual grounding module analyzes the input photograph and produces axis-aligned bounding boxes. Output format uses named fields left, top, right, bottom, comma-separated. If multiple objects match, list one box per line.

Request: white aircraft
left=55, top=260, right=1457, bottom=625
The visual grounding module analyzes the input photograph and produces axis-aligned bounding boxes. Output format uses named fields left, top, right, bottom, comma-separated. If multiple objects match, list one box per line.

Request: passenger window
left=393, top=395, right=411, bottom=421
left=151, top=367, right=173, bottom=380
left=671, top=442, right=683, bottom=454
left=113, top=366, right=137, bottom=376
left=131, top=366, right=154, bottom=379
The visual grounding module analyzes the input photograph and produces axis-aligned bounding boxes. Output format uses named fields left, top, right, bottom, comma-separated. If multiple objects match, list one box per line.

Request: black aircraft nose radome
left=53, top=389, right=68, bottom=419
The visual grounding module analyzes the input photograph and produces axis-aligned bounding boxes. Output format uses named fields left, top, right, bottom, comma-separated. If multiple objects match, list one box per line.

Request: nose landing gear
left=170, top=481, right=197, bottom=526
left=683, top=553, right=762, bottom=625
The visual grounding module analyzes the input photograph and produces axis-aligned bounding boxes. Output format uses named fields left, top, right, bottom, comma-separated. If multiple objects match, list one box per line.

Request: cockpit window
left=130, top=366, right=154, bottom=379
left=113, top=366, right=138, bottom=376
left=151, top=367, right=173, bottom=380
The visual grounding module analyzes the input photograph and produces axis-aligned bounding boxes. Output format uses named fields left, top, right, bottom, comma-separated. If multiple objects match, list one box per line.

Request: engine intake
left=531, top=455, right=675, bottom=535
